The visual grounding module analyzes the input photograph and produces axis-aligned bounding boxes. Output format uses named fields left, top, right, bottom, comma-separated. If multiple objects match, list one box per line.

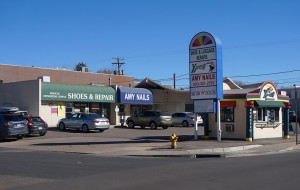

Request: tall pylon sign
left=189, top=32, right=223, bottom=141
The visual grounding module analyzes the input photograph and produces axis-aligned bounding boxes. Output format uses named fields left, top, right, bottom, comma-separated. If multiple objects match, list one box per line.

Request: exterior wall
left=0, top=64, right=134, bottom=87
left=40, top=101, right=62, bottom=127
left=0, top=80, right=40, bottom=116
left=253, top=108, right=283, bottom=139
left=110, top=103, right=117, bottom=125
left=208, top=100, right=247, bottom=139
left=151, top=89, right=192, bottom=114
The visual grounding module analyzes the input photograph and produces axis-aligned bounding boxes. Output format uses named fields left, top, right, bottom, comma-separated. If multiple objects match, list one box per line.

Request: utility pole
left=112, top=57, right=125, bottom=75
left=173, top=73, right=176, bottom=89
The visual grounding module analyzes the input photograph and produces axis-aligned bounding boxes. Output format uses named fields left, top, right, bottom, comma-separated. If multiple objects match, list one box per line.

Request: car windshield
left=31, top=117, right=43, bottom=122
left=160, top=112, right=171, bottom=116
left=187, top=113, right=194, bottom=117
left=2, top=114, right=25, bottom=121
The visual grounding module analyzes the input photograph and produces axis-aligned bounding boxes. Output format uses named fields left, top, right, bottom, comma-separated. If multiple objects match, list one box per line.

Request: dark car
left=126, top=110, right=172, bottom=129
left=24, top=116, right=48, bottom=136
left=0, top=114, right=28, bottom=141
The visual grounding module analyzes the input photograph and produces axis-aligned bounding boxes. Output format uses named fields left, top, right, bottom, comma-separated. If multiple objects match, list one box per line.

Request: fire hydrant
left=170, top=133, right=178, bottom=149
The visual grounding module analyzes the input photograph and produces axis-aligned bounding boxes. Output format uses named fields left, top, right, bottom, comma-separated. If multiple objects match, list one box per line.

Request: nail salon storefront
left=116, top=87, right=153, bottom=124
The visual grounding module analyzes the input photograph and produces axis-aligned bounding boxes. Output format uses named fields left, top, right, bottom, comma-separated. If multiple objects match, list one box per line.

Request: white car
left=171, top=112, right=203, bottom=127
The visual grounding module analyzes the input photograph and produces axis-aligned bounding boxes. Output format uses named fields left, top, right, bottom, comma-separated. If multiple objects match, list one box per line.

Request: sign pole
left=194, top=113, right=198, bottom=140
left=217, top=99, right=221, bottom=141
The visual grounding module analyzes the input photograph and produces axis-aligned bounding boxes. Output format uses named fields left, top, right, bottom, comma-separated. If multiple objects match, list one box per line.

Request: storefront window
left=216, top=107, right=234, bottom=122
left=66, top=102, right=74, bottom=118
left=130, top=105, right=152, bottom=116
left=74, top=102, right=89, bottom=113
left=90, top=103, right=99, bottom=113
left=256, top=107, right=280, bottom=122
left=221, top=107, right=234, bottom=122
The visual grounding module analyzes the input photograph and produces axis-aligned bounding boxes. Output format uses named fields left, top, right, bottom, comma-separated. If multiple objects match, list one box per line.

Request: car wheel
left=149, top=121, right=157, bottom=129
left=140, top=125, right=145, bottom=129
left=99, top=129, right=104, bottom=133
left=182, top=120, right=189, bottom=127
left=17, top=135, right=24, bottom=139
left=82, top=124, right=89, bottom=133
left=39, top=132, right=47, bottom=136
left=127, top=121, right=135, bottom=128
left=162, top=126, right=168, bottom=129
left=59, top=122, right=66, bottom=130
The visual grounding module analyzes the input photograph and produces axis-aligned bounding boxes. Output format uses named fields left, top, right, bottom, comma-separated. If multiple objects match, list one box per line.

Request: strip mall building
left=0, top=64, right=292, bottom=141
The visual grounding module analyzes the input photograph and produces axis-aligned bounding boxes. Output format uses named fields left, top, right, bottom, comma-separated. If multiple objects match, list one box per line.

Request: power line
left=229, top=69, right=300, bottom=78
left=150, top=68, right=300, bottom=89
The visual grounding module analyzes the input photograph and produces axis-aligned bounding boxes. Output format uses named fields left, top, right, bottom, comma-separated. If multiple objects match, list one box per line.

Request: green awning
left=254, top=100, right=284, bottom=108
left=41, top=83, right=115, bottom=102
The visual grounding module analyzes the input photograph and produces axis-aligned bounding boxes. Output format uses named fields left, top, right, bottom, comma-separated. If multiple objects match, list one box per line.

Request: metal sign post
left=194, top=113, right=198, bottom=140
left=217, top=99, right=221, bottom=141
left=189, top=32, right=223, bottom=141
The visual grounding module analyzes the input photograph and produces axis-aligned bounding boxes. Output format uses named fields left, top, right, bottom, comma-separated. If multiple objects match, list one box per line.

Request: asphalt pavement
left=0, top=125, right=300, bottom=158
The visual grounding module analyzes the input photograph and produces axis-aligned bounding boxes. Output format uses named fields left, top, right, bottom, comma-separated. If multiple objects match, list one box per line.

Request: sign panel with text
left=189, top=32, right=223, bottom=100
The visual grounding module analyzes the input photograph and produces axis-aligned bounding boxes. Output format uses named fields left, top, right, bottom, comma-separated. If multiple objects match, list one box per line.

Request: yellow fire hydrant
left=170, top=133, right=178, bottom=149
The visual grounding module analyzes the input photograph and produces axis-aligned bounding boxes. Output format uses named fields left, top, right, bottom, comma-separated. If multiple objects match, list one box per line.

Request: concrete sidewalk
left=129, top=134, right=300, bottom=158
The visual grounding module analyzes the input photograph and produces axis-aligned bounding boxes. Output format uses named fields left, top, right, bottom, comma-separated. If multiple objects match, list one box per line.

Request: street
left=0, top=147, right=300, bottom=190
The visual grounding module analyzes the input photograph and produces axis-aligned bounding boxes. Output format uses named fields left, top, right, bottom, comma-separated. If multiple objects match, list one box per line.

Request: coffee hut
left=206, top=78, right=290, bottom=141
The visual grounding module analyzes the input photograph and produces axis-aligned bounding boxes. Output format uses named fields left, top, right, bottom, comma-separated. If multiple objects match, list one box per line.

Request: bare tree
left=97, top=68, right=114, bottom=74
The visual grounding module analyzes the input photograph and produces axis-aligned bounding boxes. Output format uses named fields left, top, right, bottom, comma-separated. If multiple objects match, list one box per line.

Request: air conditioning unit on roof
left=80, top=67, right=89, bottom=72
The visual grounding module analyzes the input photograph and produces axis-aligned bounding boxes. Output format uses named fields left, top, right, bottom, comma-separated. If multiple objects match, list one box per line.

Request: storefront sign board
left=41, top=83, right=115, bottom=102
left=118, top=87, right=153, bottom=104
left=189, top=32, right=223, bottom=100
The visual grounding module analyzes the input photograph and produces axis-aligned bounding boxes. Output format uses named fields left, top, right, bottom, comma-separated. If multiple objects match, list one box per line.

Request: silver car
left=171, top=112, right=203, bottom=127
left=57, top=113, right=110, bottom=132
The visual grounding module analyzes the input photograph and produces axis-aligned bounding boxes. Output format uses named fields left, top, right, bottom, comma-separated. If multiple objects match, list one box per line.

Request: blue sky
left=1, top=0, right=300, bottom=89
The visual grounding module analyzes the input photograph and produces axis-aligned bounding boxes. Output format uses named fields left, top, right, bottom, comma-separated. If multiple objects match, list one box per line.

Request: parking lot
left=0, top=125, right=204, bottom=156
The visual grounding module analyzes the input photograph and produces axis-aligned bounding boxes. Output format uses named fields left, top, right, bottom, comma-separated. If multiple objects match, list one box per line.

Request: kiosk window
left=216, top=107, right=234, bottom=122
left=257, top=107, right=279, bottom=122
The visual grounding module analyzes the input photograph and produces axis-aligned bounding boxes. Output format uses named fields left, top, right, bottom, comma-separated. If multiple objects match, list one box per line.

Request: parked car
left=57, top=113, right=110, bottom=132
left=126, top=110, right=172, bottom=129
left=0, top=114, right=28, bottom=141
left=16, top=111, right=30, bottom=116
left=24, top=116, right=48, bottom=136
left=0, top=106, right=20, bottom=114
left=171, top=112, right=203, bottom=127
left=0, top=107, right=29, bottom=116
